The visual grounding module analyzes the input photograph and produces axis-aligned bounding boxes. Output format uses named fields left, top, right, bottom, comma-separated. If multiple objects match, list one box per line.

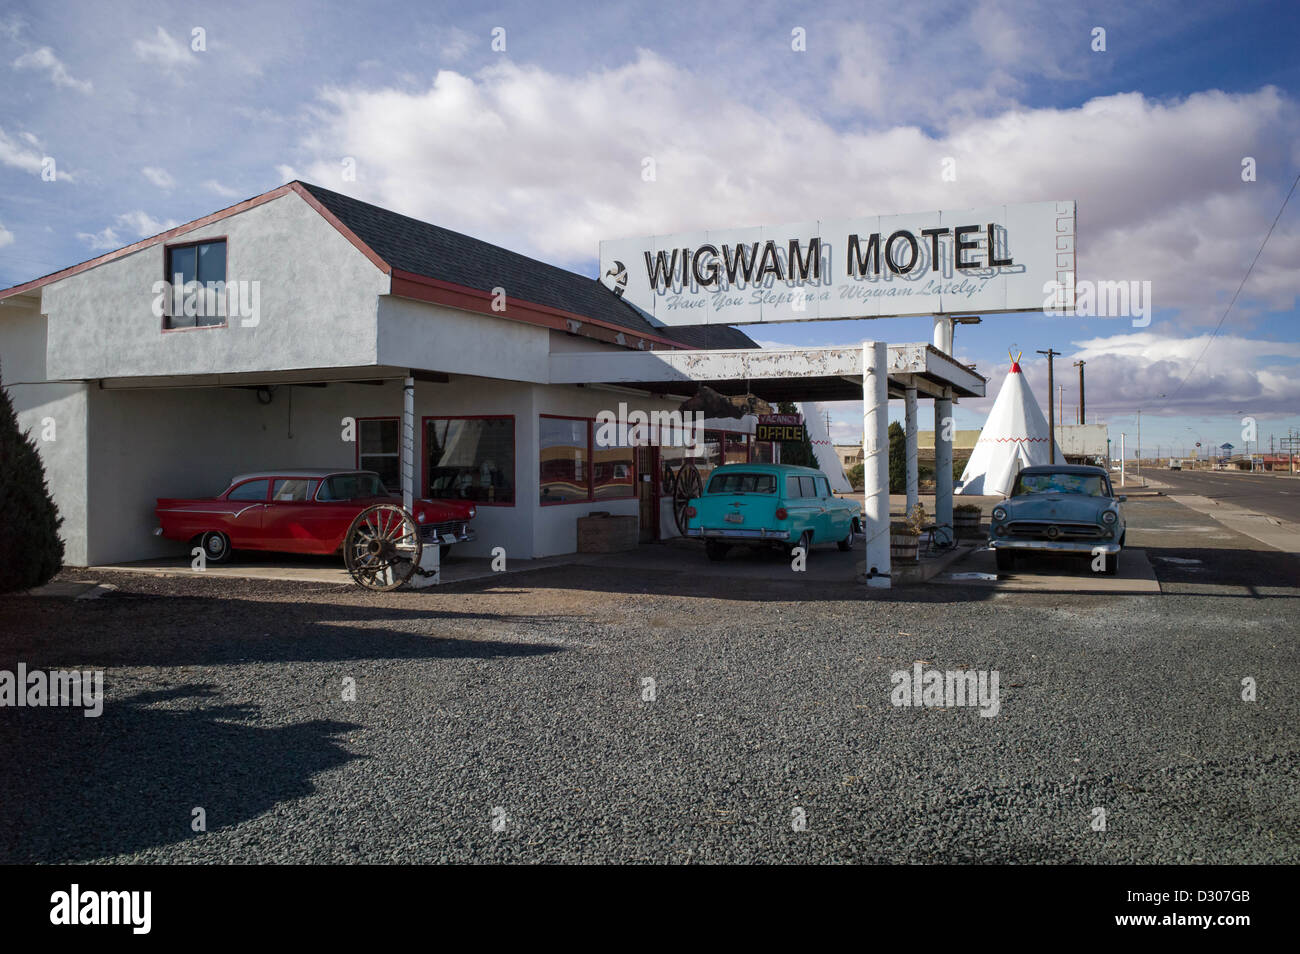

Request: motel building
left=1, top=181, right=995, bottom=585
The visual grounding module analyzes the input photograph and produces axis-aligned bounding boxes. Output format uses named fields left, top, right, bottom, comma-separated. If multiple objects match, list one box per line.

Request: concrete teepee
left=956, top=352, right=1058, bottom=497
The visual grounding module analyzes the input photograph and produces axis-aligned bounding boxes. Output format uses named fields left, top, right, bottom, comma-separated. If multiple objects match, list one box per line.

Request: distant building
left=834, top=443, right=863, bottom=470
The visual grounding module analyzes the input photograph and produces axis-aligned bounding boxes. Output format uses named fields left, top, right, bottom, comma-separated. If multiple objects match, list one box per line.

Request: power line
left=1160, top=171, right=1300, bottom=406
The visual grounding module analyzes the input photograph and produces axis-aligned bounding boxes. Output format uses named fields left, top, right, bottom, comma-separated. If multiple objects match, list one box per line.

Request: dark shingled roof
left=298, top=182, right=757, bottom=351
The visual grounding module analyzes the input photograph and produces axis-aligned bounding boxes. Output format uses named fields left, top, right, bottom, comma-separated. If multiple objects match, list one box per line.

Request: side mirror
left=1116, top=495, right=1127, bottom=503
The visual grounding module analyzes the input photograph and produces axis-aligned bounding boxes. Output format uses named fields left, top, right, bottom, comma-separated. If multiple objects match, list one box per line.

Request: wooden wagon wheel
left=661, top=461, right=677, bottom=497
left=672, top=463, right=703, bottom=535
left=344, top=503, right=423, bottom=591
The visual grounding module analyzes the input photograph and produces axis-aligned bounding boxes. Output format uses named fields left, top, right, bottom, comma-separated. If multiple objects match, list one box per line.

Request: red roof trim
left=286, top=181, right=390, bottom=275
left=0, top=184, right=299, bottom=301
left=389, top=269, right=686, bottom=351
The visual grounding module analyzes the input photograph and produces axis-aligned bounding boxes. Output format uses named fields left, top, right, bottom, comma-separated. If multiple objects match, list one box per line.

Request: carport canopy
left=550, top=341, right=986, bottom=591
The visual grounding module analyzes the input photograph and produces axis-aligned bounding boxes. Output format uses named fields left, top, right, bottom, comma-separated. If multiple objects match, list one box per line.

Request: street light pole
left=1073, top=360, right=1086, bottom=424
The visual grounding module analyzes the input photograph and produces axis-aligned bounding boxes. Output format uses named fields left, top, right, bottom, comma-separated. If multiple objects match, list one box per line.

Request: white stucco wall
left=41, top=192, right=388, bottom=381
left=1, top=298, right=91, bottom=565
left=377, top=297, right=552, bottom=383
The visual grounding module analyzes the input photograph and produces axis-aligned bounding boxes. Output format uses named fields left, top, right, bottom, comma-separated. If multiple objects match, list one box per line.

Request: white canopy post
left=904, top=385, right=919, bottom=515
left=402, top=375, right=415, bottom=513
left=935, top=389, right=954, bottom=537
left=862, top=340, right=891, bottom=588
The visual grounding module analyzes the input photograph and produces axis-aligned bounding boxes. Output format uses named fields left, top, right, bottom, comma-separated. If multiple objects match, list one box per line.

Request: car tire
left=1103, top=551, right=1119, bottom=576
left=995, top=548, right=1015, bottom=573
left=439, top=544, right=453, bottom=561
left=837, top=521, right=856, bottom=551
left=705, top=540, right=730, bottom=562
left=794, top=529, right=813, bottom=560
left=199, top=530, right=232, bottom=564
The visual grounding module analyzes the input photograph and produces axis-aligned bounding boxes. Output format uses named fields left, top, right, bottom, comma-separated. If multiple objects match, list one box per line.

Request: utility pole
left=1037, top=348, right=1061, bottom=464
left=1073, top=360, right=1086, bottom=424
left=1136, top=409, right=1141, bottom=479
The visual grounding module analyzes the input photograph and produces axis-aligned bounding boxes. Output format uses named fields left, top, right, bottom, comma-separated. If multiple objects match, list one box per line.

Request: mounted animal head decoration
left=678, top=385, right=771, bottom=420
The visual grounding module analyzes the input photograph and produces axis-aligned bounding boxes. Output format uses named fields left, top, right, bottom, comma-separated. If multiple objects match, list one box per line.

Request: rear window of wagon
left=707, top=472, right=777, bottom=494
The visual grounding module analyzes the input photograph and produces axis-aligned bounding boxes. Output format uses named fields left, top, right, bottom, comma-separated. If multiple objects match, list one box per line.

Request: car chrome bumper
left=685, top=527, right=791, bottom=542
left=990, top=539, right=1120, bottom=555
left=419, top=525, right=476, bottom=545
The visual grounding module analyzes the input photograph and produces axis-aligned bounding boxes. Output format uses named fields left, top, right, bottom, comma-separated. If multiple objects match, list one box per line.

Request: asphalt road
left=0, top=493, right=1295, bottom=865
left=1152, top=468, right=1300, bottom=524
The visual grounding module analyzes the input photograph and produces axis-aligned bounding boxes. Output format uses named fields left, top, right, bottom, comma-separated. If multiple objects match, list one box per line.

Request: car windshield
left=317, top=473, right=389, bottom=501
left=1014, top=472, right=1106, bottom=496
left=707, top=471, right=777, bottom=494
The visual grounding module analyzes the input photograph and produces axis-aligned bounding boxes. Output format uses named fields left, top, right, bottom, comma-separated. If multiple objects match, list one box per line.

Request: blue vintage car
left=683, top=463, right=861, bottom=561
left=989, top=464, right=1127, bottom=574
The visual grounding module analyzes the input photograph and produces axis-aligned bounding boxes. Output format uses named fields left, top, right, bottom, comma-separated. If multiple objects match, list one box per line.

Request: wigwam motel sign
left=599, top=200, right=1076, bottom=326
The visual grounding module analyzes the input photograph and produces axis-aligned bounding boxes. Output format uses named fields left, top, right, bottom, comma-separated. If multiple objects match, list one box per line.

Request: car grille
left=419, top=521, right=470, bottom=542
left=1006, top=520, right=1105, bottom=540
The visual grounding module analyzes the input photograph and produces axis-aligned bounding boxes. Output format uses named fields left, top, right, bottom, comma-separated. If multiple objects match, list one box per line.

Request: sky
left=2, top=0, right=1298, bottom=459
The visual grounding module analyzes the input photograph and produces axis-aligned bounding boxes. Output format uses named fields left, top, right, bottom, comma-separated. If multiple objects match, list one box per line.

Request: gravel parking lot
left=1, top=496, right=1296, bottom=864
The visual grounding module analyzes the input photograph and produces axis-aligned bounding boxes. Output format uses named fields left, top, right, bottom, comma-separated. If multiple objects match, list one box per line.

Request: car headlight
left=468, top=507, right=477, bottom=519
left=416, top=511, right=425, bottom=522
left=992, top=507, right=1007, bottom=522
left=1101, top=510, right=1118, bottom=525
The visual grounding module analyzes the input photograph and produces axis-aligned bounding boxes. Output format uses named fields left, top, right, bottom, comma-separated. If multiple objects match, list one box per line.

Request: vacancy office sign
left=599, top=201, right=1076, bottom=326
left=756, top=414, right=807, bottom=443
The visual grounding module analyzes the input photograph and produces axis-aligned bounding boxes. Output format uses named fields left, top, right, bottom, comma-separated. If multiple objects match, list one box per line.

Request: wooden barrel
left=953, top=510, right=982, bottom=538
left=889, top=531, right=919, bottom=563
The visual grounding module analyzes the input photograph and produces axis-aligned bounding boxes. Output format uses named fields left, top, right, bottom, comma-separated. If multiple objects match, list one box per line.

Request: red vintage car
left=155, top=469, right=476, bottom=564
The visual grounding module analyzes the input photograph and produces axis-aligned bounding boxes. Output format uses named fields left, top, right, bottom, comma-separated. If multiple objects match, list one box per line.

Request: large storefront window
left=425, top=416, right=515, bottom=505
left=540, top=416, right=589, bottom=503
left=540, top=415, right=636, bottom=504
left=358, top=418, right=400, bottom=489
left=723, top=432, right=749, bottom=465
left=594, top=433, right=635, bottom=500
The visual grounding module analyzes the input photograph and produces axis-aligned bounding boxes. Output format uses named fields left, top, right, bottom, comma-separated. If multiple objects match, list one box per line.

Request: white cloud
left=142, top=166, right=175, bottom=189
left=133, top=27, right=193, bottom=71
left=285, top=55, right=1300, bottom=331
left=438, top=26, right=474, bottom=63
left=11, top=46, right=92, bottom=93
left=955, top=332, right=1300, bottom=419
left=116, top=209, right=179, bottom=237
left=76, top=209, right=180, bottom=251
left=0, top=125, right=45, bottom=175
left=0, top=221, right=13, bottom=249
left=204, top=179, right=241, bottom=198
left=77, top=226, right=121, bottom=251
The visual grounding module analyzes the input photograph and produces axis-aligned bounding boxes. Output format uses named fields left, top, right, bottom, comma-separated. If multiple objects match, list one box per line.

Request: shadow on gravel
left=0, top=684, right=358, bottom=863
left=0, top=595, right=569, bottom=669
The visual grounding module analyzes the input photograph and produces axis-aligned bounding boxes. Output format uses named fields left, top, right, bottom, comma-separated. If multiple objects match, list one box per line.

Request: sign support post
left=862, top=341, right=891, bottom=588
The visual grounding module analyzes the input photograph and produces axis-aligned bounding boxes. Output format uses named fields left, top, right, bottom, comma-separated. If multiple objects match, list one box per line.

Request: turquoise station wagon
left=683, top=463, right=861, bottom=561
